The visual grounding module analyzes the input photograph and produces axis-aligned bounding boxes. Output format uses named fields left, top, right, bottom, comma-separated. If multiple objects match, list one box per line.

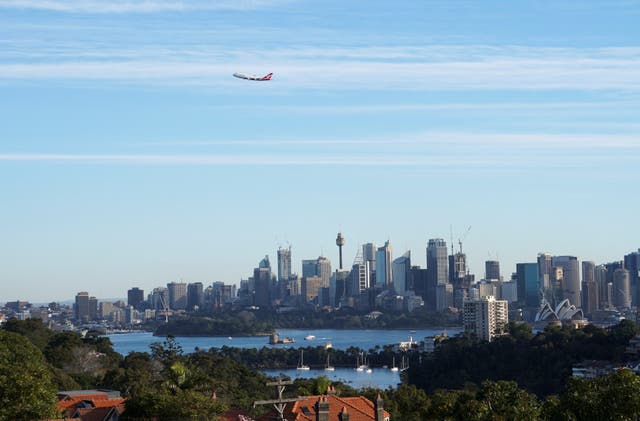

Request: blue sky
left=1, top=0, right=639, bottom=302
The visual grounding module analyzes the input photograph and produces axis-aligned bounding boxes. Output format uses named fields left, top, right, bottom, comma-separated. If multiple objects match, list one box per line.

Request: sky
left=1, top=0, right=639, bottom=302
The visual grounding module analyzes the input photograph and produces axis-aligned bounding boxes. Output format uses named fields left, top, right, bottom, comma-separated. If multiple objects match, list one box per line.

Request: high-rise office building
left=127, top=287, right=145, bottom=310
left=277, top=246, right=292, bottom=283
left=167, top=282, right=188, bottom=310
left=302, top=276, right=323, bottom=303
left=463, top=295, right=508, bottom=342
left=75, top=291, right=90, bottom=322
left=89, top=296, right=98, bottom=321
left=582, top=261, right=596, bottom=284
left=552, top=256, right=580, bottom=307
left=537, top=253, right=553, bottom=292
left=595, top=264, right=608, bottom=309
left=449, top=252, right=467, bottom=285
left=427, top=238, right=448, bottom=286
left=349, top=262, right=370, bottom=296
left=516, top=263, right=539, bottom=307
left=302, top=259, right=318, bottom=279
left=392, top=251, right=411, bottom=295
left=375, top=240, right=393, bottom=288
left=581, top=280, right=599, bottom=316
left=485, top=260, right=501, bottom=281
left=187, top=282, right=204, bottom=311
left=624, top=249, right=640, bottom=306
left=362, top=243, right=377, bottom=284
left=614, top=268, right=631, bottom=309
left=316, top=256, right=332, bottom=287
left=254, top=255, right=272, bottom=308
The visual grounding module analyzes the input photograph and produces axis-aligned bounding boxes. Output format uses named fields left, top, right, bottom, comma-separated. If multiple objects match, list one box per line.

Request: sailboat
left=390, top=356, right=399, bottom=372
left=325, top=354, right=335, bottom=371
left=355, top=353, right=365, bottom=372
left=400, top=355, right=409, bottom=372
left=297, top=350, right=310, bottom=370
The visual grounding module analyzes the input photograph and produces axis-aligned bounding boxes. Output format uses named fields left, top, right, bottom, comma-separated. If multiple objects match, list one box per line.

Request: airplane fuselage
left=233, top=72, right=272, bottom=81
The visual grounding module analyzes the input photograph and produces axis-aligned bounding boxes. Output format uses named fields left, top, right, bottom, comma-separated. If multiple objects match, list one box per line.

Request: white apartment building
left=463, top=295, right=508, bottom=342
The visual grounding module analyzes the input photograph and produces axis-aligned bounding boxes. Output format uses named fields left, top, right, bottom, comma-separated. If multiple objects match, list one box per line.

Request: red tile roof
left=265, top=394, right=389, bottom=421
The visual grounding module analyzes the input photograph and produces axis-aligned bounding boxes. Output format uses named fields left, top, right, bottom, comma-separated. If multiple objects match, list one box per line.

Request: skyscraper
left=516, top=263, right=539, bottom=307
left=392, top=251, right=411, bottom=294
left=75, top=291, right=89, bottom=322
left=336, top=232, right=345, bottom=270
left=595, top=264, right=608, bottom=309
left=127, top=287, right=145, bottom=309
left=614, top=268, right=631, bottom=309
left=187, top=282, right=204, bottom=311
left=552, top=256, right=580, bottom=307
left=316, top=256, right=332, bottom=287
left=582, top=261, right=596, bottom=284
left=427, top=238, right=448, bottom=286
left=624, top=249, right=640, bottom=306
left=167, top=282, right=188, bottom=310
left=485, top=260, right=501, bottom=281
left=277, top=246, right=292, bottom=283
left=375, top=240, right=393, bottom=288
left=254, top=255, right=272, bottom=308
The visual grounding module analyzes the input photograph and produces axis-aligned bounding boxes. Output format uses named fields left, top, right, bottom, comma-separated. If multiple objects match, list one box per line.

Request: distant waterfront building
left=167, top=282, right=188, bottom=310
left=375, top=240, right=393, bottom=289
left=463, top=295, right=509, bottom=342
left=150, top=287, right=169, bottom=311
left=552, top=256, right=581, bottom=308
left=427, top=238, right=448, bottom=286
left=614, top=268, right=631, bottom=309
left=187, top=282, right=204, bottom=311
left=127, top=287, right=145, bottom=310
left=485, top=260, right=501, bottom=281
left=277, top=246, right=292, bottom=283
left=75, top=292, right=89, bottom=322
left=392, top=251, right=411, bottom=294
left=516, top=263, right=539, bottom=307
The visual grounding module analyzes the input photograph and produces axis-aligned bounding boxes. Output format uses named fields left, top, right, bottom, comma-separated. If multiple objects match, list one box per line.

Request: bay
left=107, top=328, right=461, bottom=390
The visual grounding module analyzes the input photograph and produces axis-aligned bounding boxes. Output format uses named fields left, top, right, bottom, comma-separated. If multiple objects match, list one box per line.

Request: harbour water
left=107, top=328, right=461, bottom=390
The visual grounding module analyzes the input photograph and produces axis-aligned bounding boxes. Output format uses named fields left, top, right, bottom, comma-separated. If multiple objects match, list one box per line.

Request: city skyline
left=1, top=1, right=639, bottom=301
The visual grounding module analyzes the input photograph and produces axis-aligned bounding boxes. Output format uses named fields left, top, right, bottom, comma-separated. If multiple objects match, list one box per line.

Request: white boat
left=355, top=353, right=365, bottom=371
left=304, top=335, right=316, bottom=341
left=325, top=354, right=335, bottom=371
left=297, top=350, right=310, bottom=370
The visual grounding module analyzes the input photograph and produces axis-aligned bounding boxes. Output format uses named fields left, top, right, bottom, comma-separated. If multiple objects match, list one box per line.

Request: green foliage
left=0, top=330, right=58, bottom=420
left=408, top=321, right=636, bottom=396
left=2, top=317, right=53, bottom=351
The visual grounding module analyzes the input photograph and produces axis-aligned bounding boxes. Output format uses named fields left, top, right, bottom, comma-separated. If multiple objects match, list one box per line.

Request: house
left=56, top=390, right=126, bottom=421
left=261, top=387, right=390, bottom=421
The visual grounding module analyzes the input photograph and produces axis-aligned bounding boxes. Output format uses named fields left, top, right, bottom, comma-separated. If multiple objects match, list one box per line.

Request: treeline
left=407, top=320, right=637, bottom=396
left=213, top=344, right=401, bottom=369
left=154, top=307, right=459, bottom=336
left=0, top=319, right=273, bottom=419
left=364, top=370, right=640, bottom=421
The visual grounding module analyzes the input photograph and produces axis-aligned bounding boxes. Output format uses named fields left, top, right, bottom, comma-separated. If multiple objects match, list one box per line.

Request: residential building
left=463, top=295, right=509, bottom=342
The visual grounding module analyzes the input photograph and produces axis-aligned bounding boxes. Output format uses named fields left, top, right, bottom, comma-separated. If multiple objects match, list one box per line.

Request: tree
left=0, top=330, right=58, bottom=420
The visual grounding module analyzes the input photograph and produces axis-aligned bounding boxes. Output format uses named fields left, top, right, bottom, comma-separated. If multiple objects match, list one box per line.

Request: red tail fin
left=262, top=73, right=273, bottom=80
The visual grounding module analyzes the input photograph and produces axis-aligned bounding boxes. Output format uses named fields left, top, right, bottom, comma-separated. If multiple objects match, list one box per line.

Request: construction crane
left=458, top=226, right=471, bottom=254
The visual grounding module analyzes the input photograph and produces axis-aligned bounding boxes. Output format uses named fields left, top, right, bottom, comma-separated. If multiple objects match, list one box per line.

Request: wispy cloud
left=0, top=0, right=293, bottom=13
left=1, top=45, right=638, bottom=91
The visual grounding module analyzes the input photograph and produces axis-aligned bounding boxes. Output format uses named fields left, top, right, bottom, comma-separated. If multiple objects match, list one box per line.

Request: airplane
left=233, top=72, right=273, bottom=81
